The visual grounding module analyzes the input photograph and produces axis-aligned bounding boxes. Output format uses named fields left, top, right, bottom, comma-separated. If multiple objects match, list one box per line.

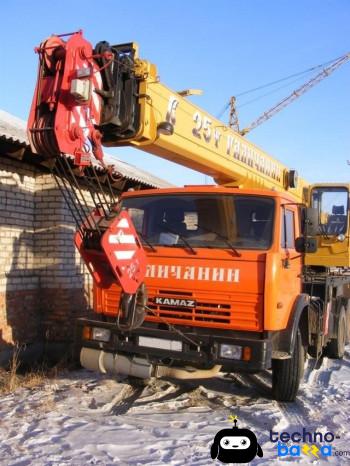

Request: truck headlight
left=91, top=327, right=111, bottom=343
left=220, top=344, right=242, bottom=360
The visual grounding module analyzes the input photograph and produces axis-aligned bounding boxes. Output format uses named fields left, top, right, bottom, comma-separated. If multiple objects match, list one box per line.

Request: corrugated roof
left=0, top=110, right=28, bottom=146
left=103, top=153, right=171, bottom=188
left=0, top=109, right=171, bottom=188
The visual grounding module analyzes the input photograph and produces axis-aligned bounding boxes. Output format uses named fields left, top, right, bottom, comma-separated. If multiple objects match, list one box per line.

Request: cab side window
left=281, top=209, right=295, bottom=249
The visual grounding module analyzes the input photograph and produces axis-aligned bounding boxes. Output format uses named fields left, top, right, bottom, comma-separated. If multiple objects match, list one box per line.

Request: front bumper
left=76, top=318, right=272, bottom=373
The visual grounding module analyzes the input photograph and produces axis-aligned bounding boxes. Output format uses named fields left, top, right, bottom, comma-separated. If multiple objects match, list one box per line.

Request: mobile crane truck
left=28, top=31, right=350, bottom=401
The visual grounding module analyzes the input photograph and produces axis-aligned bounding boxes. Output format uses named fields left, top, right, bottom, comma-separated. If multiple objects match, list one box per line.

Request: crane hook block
left=28, top=31, right=105, bottom=166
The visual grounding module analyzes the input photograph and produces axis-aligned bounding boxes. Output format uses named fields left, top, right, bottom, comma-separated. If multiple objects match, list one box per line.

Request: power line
left=237, top=72, right=316, bottom=109
left=235, top=57, right=338, bottom=98
left=217, top=53, right=347, bottom=119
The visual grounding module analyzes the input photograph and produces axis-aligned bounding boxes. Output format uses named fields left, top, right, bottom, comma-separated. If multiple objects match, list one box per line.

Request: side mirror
left=304, top=207, right=319, bottom=236
left=295, top=236, right=318, bottom=253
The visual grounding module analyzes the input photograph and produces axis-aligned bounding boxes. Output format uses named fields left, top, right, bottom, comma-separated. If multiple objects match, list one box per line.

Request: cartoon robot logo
left=210, top=416, right=263, bottom=464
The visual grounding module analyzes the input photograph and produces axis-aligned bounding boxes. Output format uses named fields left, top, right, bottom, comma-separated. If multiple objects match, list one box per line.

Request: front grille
left=99, top=287, right=262, bottom=331
left=147, top=290, right=232, bottom=324
left=195, top=302, right=231, bottom=323
left=146, top=288, right=262, bottom=331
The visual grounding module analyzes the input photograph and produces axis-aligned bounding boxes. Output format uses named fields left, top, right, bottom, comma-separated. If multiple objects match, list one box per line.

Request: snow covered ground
left=0, top=348, right=349, bottom=466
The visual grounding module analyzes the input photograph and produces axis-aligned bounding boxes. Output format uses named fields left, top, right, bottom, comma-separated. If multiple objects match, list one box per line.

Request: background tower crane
left=228, top=52, right=350, bottom=136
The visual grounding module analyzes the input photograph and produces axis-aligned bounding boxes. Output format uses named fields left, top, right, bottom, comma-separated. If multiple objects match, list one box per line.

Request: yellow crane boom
left=101, top=44, right=307, bottom=202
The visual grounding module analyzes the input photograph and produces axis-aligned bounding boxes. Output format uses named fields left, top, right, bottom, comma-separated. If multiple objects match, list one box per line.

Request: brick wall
left=33, top=173, right=95, bottom=342
left=0, top=156, right=95, bottom=352
left=0, top=157, right=39, bottom=349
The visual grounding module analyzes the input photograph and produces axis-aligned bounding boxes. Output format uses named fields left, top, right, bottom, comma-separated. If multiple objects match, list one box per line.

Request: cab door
left=278, top=205, right=303, bottom=326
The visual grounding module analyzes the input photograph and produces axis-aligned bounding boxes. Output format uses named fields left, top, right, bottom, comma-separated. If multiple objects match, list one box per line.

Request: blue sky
left=0, top=0, right=349, bottom=185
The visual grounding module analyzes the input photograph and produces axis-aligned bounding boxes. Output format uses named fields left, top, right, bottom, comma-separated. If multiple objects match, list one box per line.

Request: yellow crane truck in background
left=28, top=32, right=350, bottom=401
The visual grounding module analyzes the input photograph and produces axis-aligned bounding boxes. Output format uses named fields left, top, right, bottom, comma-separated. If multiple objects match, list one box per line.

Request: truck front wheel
left=272, top=330, right=304, bottom=402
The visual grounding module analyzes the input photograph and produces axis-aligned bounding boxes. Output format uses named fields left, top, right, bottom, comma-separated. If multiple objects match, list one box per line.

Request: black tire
left=272, top=330, right=304, bottom=402
left=325, top=308, right=346, bottom=359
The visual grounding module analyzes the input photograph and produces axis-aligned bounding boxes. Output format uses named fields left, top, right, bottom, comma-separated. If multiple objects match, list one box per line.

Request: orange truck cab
left=79, top=185, right=316, bottom=400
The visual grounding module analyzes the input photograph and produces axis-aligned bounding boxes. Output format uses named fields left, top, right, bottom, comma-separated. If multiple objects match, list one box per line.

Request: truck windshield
left=121, top=194, right=274, bottom=250
left=311, top=187, right=349, bottom=236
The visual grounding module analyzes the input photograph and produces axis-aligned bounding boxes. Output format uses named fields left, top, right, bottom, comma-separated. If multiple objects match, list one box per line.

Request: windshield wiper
left=136, top=230, right=157, bottom=252
left=158, top=223, right=197, bottom=255
left=318, top=223, right=330, bottom=240
left=194, top=223, right=241, bottom=257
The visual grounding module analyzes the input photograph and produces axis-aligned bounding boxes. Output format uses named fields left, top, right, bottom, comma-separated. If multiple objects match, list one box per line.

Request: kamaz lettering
left=155, top=297, right=196, bottom=307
